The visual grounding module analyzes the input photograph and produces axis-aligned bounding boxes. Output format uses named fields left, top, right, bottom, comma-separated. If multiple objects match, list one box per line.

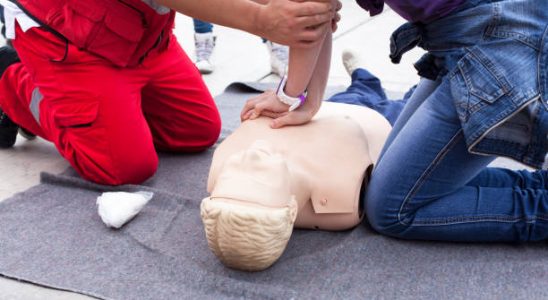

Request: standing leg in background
left=193, top=19, right=216, bottom=74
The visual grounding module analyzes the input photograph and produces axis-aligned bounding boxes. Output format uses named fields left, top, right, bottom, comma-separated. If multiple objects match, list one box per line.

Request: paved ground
left=0, top=2, right=529, bottom=299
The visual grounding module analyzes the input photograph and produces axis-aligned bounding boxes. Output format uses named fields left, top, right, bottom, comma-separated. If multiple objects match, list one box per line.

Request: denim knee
left=365, top=176, right=412, bottom=238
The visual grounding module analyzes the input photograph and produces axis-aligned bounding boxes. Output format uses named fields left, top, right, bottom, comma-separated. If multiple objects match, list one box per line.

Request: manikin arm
left=156, top=0, right=335, bottom=47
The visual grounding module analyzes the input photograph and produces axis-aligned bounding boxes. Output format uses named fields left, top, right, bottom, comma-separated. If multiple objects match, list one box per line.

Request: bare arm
left=156, top=0, right=334, bottom=47
left=250, top=0, right=270, bottom=4
left=240, top=23, right=332, bottom=127
left=271, top=26, right=332, bottom=128
left=284, top=25, right=330, bottom=99
left=301, top=26, right=332, bottom=115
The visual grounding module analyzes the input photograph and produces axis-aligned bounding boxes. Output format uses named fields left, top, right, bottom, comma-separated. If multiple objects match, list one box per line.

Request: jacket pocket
left=450, top=47, right=512, bottom=122
left=52, top=99, right=99, bottom=129
left=60, top=1, right=106, bottom=49
left=48, top=97, right=107, bottom=161
left=61, top=0, right=145, bottom=67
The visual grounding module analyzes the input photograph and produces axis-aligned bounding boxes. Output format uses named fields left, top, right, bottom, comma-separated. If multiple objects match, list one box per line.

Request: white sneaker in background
left=194, top=32, right=216, bottom=74
left=342, top=49, right=366, bottom=76
left=265, top=41, right=288, bottom=77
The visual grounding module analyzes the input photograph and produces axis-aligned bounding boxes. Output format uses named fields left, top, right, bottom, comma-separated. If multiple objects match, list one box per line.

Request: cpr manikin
left=201, top=101, right=391, bottom=271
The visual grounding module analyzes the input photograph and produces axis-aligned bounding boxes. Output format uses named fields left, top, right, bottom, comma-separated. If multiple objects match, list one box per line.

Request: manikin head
left=200, top=140, right=298, bottom=271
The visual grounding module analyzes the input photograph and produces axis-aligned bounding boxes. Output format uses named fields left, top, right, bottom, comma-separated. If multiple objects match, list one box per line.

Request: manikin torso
left=207, top=102, right=391, bottom=230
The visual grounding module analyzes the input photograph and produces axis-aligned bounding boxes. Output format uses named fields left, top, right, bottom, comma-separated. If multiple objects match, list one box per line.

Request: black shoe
left=0, top=46, right=19, bottom=78
left=1, top=5, right=5, bottom=39
left=0, top=46, right=22, bottom=148
left=0, top=108, right=18, bottom=148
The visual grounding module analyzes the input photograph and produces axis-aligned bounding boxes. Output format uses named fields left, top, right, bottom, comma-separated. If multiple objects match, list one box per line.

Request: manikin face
left=201, top=140, right=298, bottom=271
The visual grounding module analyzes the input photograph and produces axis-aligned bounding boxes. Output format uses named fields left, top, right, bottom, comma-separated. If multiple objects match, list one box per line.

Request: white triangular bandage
left=96, top=191, right=153, bottom=229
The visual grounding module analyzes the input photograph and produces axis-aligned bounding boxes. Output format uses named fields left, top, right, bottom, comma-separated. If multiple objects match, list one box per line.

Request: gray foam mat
left=0, top=83, right=546, bottom=300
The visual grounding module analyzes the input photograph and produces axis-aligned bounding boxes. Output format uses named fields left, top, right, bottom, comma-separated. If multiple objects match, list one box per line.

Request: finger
left=333, top=12, right=341, bottom=23
left=241, top=102, right=254, bottom=120
left=241, top=92, right=270, bottom=120
left=250, top=102, right=269, bottom=120
left=241, top=97, right=259, bottom=120
left=243, top=109, right=255, bottom=121
left=271, top=114, right=298, bottom=129
left=297, top=12, right=332, bottom=29
left=261, top=110, right=286, bottom=119
left=294, top=1, right=332, bottom=17
left=293, top=24, right=330, bottom=46
left=335, top=0, right=342, bottom=12
left=241, top=106, right=255, bottom=121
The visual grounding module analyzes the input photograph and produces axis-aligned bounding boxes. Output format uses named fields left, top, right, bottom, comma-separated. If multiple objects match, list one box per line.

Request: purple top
left=356, top=0, right=466, bottom=23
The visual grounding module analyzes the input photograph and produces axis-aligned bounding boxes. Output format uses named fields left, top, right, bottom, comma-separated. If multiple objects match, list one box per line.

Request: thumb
left=271, top=113, right=298, bottom=129
left=250, top=102, right=268, bottom=120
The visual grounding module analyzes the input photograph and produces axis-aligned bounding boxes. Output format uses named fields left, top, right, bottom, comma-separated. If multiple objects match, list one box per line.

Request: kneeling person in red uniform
left=0, top=0, right=335, bottom=185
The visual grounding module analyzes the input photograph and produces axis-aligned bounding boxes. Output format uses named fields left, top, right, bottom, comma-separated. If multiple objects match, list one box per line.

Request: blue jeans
left=328, top=68, right=412, bottom=126
left=193, top=19, right=213, bottom=34
left=364, top=0, right=548, bottom=242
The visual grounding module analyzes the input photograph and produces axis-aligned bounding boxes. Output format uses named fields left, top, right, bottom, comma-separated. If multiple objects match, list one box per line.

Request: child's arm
left=270, top=28, right=331, bottom=128
left=241, top=25, right=332, bottom=128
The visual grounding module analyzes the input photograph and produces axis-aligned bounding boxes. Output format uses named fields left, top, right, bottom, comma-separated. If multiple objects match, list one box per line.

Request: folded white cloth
left=96, top=191, right=153, bottom=229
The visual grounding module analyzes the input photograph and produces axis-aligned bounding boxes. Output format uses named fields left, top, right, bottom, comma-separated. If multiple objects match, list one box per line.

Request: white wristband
left=276, top=76, right=307, bottom=111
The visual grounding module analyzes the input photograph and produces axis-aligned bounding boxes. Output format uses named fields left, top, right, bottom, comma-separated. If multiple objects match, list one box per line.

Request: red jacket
left=14, top=0, right=175, bottom=67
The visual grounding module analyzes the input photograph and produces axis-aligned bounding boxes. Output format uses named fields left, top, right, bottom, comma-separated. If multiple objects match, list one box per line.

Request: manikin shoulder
left=206, top=102, right=392, bottom=230
left=208, top=102, right=391, bottom=193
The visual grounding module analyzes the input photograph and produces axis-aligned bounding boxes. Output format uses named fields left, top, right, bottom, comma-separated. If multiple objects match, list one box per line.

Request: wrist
left=251, top=4, right=268, bottom=39
left=301, top=91, right=322, bottom=114
left=283, top=80, right=303, bottom=98
left=276, top=76, right=307, bottom=111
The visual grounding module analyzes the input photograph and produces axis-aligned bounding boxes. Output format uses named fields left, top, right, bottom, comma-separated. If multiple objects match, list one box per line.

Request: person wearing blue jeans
left=192, top=19, right=288, bottom=76
left=361, top=0, right=547, bottom=242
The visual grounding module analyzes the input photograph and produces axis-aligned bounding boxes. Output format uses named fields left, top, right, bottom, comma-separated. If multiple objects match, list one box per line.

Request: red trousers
left=0, top=25, right=221, bottom=185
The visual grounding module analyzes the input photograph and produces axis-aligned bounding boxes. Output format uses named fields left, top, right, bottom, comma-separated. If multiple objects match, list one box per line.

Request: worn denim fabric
left=327, top=68, right=411, bottom=126
left=193, top=19, right=213, bottom=34
left=366, top=0, right=548, bottom=242
left=389, top=0, right=547, bottom=168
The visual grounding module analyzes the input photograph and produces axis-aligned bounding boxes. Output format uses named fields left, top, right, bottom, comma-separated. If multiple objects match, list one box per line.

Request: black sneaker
left=0, top=46, right=19, bottom=78
left=1, top=5, right=5, bottom=39
left=0, top=46, right=22, bottom=148
left=0, top=108, right=18, bottom=148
